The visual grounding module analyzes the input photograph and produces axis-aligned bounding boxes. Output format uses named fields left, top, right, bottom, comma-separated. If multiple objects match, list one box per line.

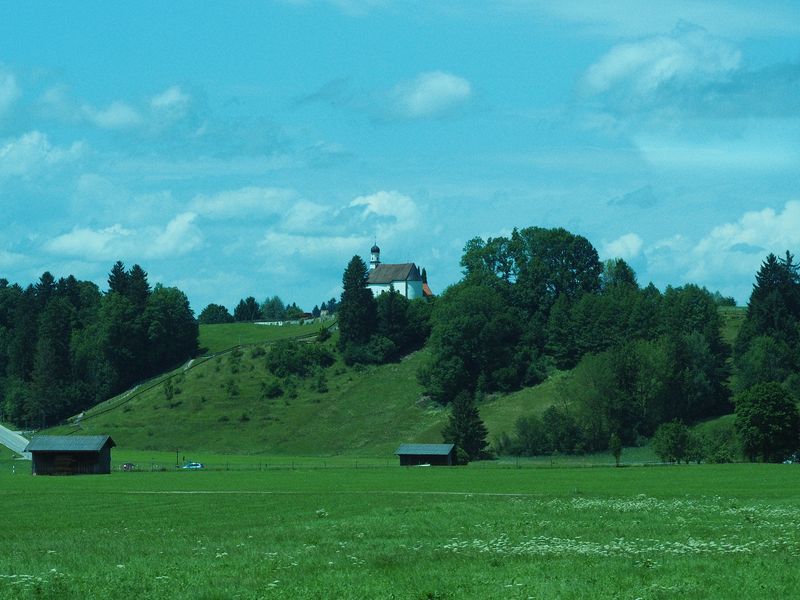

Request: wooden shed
left=395, top=443, right=455, bottom=466
left=24, top=435, right=116, bottom=475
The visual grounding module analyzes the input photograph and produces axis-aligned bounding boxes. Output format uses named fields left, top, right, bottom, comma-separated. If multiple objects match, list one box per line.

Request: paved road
left=0, top=423, right=31, bottom=460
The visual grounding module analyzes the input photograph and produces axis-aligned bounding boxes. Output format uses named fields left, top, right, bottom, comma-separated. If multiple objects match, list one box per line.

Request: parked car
left=783, top=453, right=799, bottom=464
left=181, top=462, right=204, bottom=470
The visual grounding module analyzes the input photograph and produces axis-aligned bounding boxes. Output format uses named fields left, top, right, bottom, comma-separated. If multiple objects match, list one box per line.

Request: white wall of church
left=368, top=280, right=423, bottom=300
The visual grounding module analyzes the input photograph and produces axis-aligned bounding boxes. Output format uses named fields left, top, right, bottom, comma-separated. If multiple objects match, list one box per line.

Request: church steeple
left=369, top=243, right=381, bottom=270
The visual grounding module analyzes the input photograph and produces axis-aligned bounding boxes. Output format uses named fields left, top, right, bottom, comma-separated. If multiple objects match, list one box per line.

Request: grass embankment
left=55, top=339, right=448, bottom=456
left=1, top=463, right=798, bottom=599
left=198, top=321, right=325, bottom=354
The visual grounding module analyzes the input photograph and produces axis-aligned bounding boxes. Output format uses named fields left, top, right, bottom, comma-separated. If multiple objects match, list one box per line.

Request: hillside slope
left=52, top=308, right=747, bottom=457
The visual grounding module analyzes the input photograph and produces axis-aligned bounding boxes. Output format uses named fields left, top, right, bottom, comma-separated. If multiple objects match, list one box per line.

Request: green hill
left=49, top=307, right=747, bottom=457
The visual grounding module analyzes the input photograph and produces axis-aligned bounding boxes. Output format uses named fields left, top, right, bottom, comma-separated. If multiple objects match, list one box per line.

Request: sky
left=1, top=1, right=799, bottom=311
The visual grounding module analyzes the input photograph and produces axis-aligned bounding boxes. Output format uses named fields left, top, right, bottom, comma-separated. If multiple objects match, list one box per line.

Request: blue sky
left=1, top=1, right=799, bottom=311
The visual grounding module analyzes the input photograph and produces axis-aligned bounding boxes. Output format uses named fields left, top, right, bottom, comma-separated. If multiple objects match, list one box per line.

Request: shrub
left=266, top=340, right=334, bottom=378
left=652, top=421, right=693, bottom=463
left=261, top=380, right=283, bottom=399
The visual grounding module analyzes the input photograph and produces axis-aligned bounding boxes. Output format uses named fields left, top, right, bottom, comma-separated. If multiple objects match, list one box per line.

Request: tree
left=652, top=421, right=692, bottom=463
left=144, top=285, right=199, bottom=372
left=609, top=432, right=623, bottom=466
left=198, top=303, right=234, bottom=325
left=337, top=256, right=377, bottom=351
left=234, top=297, right=261, bottom=322
left=737, top=252, right=800, bottom=355
left=107, top=260, right=129, bottom=296
left=419, top=281, right=523, bottom=404
left=126, top=264, right=151, bottom=310
left=285, top=302, right=304, bottom=320
left=601, top=258, right=638, bottom=291
left=735, top=382, right=800, bottom=462
left=262, top=296, right=287, bottom=321
left=442, top=391, right=489, bottom=462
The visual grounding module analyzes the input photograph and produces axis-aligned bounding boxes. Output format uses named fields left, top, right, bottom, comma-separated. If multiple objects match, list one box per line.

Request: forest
left=0, top=261, right=197, bottom=427
left=337, top=226, right=800, bottom=463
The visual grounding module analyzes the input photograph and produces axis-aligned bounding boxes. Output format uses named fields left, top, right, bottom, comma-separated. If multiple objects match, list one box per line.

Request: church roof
left=368, top=263, right=422, bottom=284
left=371, top=244, right=380, bottom=253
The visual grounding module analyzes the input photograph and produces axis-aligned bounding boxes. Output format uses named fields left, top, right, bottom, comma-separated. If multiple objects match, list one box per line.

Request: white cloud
left=350, top=190, right=420, bottom=237
left=687, top=201, right=800, bottom=281
left=44, top=212, right=202, bottom=261
left=150, top=86, right=190, bottom=111
left=281, top=200, right=335, bottom=233
left=191, top=187, right=296, bottom=219
left=0, top=67, right=20, bottom=116
left=152, top=212, right=202, bottom=257
left=0, top=131, right=83, bottom=178
left=603, top=233, right=643, bottom=260
left=258, top=231, right=366, bottom=261
left=150, top=86, right=191, bottom=125
left=83, top=101, right=144, bottom=129
left=45, top=224, right=135, bottom=259
left=634, top=125, right=800, bottom=170
left=391, top=71, right=472, bottom=119
left=582, top=24, right=740, bottom=98
left=530, top=1, right=800, bottom=39
left=0, top=248, right=26, bottom=269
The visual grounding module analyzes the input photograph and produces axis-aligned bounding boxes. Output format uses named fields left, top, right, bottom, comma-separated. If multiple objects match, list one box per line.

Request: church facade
left=366, top=245, right=426, bottom=300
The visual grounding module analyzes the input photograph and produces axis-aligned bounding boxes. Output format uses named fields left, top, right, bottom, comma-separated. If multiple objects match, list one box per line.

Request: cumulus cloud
left=582, top=23, right=740, bottom=101
left=350, top=190, right=420, bottom=237
left=0, top=67, right=20, bottom=116
left=0, top=131, right=83, bottom=178
left=603, top=233, right=643, bottom=260
left=191, top=187, right=296, bottom=219
left=151, top=86, right=190, bottom=111
left=390, top=71, right=472, bottom=119
left=44, top=212, right=201, bottom=261
left=83, top=100, right=144, bottom=129
left=688, top=201, right=800, bottom=280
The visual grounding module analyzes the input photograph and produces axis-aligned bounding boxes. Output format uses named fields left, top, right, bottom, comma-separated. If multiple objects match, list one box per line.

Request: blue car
left=181, top=462, right=204, bottom=470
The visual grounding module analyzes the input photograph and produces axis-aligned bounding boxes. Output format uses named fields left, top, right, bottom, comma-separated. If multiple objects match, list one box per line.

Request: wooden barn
left=24, top=435, right=116, bottom=475
left=395, top=443, right=455, bottom=466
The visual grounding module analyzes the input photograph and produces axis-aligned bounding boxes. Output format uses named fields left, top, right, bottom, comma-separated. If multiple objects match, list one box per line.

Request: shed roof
left=25, top=435, right=116, bottom=453
left=395, top=443, right=455, bottom=456
left=368, top=263, right=422, bottom=285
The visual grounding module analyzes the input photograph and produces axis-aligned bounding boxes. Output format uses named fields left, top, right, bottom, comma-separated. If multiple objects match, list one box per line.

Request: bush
left=266, top=340, right=334, bottom=378
left=261, top=380, right=283, bottom=399
left=342, top=336, right=397, bottom=366
left=652, top=421, right=693, bottom=463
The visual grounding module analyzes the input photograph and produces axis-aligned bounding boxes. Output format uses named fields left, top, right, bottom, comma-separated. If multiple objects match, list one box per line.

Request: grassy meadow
left=1, top=460, right=798, bottom=599
left=198, top=321, right=325, bottom=355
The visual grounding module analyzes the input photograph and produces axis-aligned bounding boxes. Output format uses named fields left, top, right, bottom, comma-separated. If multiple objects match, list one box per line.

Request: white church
left=366, top=244, right=432, bottom=300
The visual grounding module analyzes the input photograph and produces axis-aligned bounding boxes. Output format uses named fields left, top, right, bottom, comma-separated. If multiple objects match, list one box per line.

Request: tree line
left=0, top=262, right=198, bottom=427
left=199, top=296, right=338, bottom=324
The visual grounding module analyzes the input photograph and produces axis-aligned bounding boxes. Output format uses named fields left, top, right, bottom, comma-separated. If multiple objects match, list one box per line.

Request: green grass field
left=1, top=461, right=798, bottom=599
left=198, top=321, right=326, bottom=354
